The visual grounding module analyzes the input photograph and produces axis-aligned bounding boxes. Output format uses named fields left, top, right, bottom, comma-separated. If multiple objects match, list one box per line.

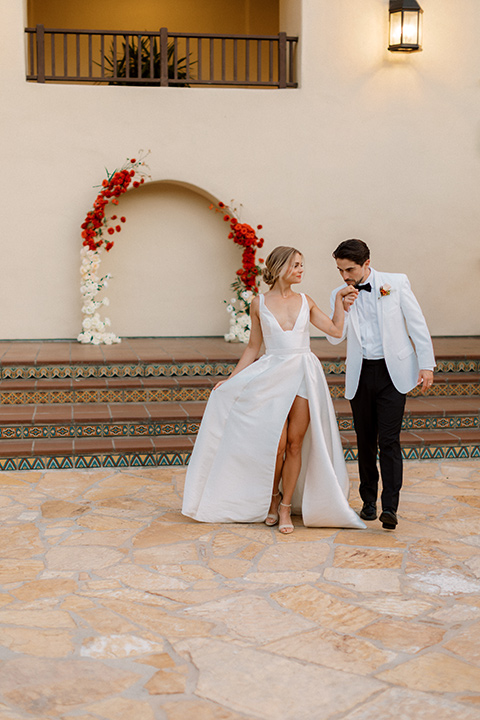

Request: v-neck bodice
left=259, top=293, right=310, bottom=355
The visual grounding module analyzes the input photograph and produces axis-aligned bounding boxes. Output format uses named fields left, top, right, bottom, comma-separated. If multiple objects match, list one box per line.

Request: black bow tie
left=356, top=283, right=372, bottom=292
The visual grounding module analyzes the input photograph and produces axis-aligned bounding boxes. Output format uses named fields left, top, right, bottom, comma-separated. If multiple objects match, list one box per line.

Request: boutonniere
left=379, top=284, right=391, bottom=298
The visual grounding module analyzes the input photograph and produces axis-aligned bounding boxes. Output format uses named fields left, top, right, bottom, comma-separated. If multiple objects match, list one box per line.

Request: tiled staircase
left=0, top=337, right=478, bottom=471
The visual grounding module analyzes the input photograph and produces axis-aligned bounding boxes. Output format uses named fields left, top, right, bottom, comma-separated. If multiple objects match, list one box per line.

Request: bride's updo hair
left=262, top=246, right=303, bottom=287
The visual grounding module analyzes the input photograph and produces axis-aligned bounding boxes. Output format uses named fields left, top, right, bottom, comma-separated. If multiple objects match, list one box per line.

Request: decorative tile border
left=436, top=359, right=480, bottom=373
left=1, top=381, right=479, bottom=405
left=1, top=363, right=235, bottom=381
left=1, top=443, right=479, bottom=471
left=0, top=387, right=212, bottom=405
left=0, top=359, right=347, bottom=380
left=0, top=421, right=202, bottom=439
left=1, top=357, right=479, bottom=381
left=0, top=414, right=477, bottom=440
left=0, top=451, right=190, bottom=471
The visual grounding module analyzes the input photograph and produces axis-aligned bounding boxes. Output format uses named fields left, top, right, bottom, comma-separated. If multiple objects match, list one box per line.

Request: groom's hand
left=339, top=286, right=358, bottom=312
left=417, top=369, right=434, bottom=393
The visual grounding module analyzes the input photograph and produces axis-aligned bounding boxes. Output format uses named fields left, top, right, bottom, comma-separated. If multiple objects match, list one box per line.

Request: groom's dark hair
left=333, top=239, right=370, bottom=266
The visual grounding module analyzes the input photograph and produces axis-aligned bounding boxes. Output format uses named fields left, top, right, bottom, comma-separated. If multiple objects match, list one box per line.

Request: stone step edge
left=1, top=439, right=479, bottom=471
left=2, top=357, right=479, bottom=380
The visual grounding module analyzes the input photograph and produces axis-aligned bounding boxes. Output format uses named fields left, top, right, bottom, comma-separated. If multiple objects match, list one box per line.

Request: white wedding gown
left=182, top=293, right=365, bottom=529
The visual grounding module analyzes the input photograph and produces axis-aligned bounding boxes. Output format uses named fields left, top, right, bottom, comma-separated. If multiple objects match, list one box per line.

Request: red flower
left=115, top=225, right=121, bottom=232
left=111, top=215, right=117, bottom=220
left=106, top=241, right=114, bottom=251
left=120, top=217, right=126, bottom=223
left=223, top=215, right=230, bottom=222
left=218, top=202, right=225, bottom=208
left=130, top=158, right=136, bottom=163
left=257, top=224, right=263, bottom=230
left=133, top=181, right=140, bottom=188
left=259, top=258, right=264, bottom=263
left=107, top=228, right=115, bottom=235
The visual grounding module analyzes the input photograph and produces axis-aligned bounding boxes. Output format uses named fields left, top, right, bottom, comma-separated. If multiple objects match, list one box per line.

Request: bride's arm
left=213, top=296, right=263, bottom=389
left=306, top=287, right=358, bottom=338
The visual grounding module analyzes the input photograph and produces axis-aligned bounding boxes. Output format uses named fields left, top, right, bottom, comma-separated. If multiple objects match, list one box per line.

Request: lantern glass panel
left=389, top=11, right=403, bottom=47
left=402, top=10, right=420, bottom=45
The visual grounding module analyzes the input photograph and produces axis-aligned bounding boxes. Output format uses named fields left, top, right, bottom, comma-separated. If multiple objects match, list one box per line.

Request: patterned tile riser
left=1, top=443, right=479, bottom=471
left=0, top=383, right=478, bottom=405
left=0, top=388, right=212, bottom=405
left=0, top=422, right=202, bottom=439
left=0, top=414, right=477, bottom=440
left=1, top=358, right=479, bottom=381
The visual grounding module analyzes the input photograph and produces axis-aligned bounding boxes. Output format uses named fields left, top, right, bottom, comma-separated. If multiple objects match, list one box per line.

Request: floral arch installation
left=78, top=156, right=265, bottom=344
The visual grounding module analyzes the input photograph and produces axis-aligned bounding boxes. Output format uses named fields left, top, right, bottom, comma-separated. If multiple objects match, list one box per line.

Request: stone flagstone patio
left=0, top=460, right=479, bottom=719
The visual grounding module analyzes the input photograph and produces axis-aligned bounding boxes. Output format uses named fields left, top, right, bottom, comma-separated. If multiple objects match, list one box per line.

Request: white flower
left=102, top=297, right=110, bottom=307
left=230, top=297, right=237, bottom=304
left=226, top=304, right=234, bottom=313
left=82, top=302, right=96, bottom=315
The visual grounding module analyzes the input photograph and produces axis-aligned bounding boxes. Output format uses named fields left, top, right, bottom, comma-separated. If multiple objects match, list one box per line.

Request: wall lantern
left=388, top=0, right=423, bottom=52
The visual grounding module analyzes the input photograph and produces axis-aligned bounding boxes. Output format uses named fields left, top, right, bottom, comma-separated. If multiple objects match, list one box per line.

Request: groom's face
left=336, top=258, right=370, bottom=286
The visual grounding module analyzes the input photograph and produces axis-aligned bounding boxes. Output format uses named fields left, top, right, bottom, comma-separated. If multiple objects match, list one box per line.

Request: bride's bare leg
left=279, top=396, right=310, bottom=533
left=265, top=422, right=287, bottom=525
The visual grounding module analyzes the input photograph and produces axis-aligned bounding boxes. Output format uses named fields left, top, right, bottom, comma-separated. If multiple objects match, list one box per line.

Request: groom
left=327, top=239, right=435, bottom=529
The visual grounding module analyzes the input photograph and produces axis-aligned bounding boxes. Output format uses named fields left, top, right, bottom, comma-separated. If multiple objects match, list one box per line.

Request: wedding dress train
left=182, top=293, right=365, bottom=529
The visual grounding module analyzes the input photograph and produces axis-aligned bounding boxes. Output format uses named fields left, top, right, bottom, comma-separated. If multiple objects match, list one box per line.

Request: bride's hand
left=339, top=285, right=358, bottom=311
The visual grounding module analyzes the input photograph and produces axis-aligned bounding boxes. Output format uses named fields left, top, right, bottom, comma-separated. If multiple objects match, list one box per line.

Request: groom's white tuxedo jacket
left=328, top=269, right=435, bottom=400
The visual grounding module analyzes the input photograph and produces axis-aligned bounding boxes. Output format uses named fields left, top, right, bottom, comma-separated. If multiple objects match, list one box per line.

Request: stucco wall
left=1, top=0, right=479, bottom=339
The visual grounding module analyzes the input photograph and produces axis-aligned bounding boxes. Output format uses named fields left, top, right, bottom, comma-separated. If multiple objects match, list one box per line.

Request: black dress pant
left=350, top=359, right=406, bottom=512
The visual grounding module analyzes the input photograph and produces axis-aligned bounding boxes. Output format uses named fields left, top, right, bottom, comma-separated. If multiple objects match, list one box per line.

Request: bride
left=182, top=246, right=365, bottom=532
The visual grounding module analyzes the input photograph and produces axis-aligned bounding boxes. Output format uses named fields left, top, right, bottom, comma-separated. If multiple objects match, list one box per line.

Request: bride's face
left=283, top=253, right=304, bottom=284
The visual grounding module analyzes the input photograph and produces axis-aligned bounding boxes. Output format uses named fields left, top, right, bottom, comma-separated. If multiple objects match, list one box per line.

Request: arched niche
left=98, top=179, right=240, bottom=337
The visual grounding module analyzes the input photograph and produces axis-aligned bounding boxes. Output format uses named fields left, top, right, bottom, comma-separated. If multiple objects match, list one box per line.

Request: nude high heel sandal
left=278, top=502, right=294, bottom=534
left=265, top=491, right=281, bottom=526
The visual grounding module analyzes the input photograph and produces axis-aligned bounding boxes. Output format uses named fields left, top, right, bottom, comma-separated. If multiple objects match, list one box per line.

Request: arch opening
left=98, top=180, right=240, bottom=337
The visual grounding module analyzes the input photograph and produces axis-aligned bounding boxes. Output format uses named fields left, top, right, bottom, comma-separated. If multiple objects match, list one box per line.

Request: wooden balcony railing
left=25, top=26, right=298, bottom=88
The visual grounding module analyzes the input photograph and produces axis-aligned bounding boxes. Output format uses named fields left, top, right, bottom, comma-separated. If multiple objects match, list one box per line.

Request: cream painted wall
left=100, top=182, right=241, bottom=336
left=1, top=0, right=479, bottom=339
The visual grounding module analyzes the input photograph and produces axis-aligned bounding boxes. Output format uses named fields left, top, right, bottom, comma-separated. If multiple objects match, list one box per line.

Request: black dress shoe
left=359, top=502, right=377, bottom=521
left=379, top=509, right=398, bottom=530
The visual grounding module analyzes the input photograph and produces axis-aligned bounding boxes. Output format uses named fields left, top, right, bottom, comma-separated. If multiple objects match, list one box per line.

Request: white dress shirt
left=355, top=269, right=384, bottom=360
